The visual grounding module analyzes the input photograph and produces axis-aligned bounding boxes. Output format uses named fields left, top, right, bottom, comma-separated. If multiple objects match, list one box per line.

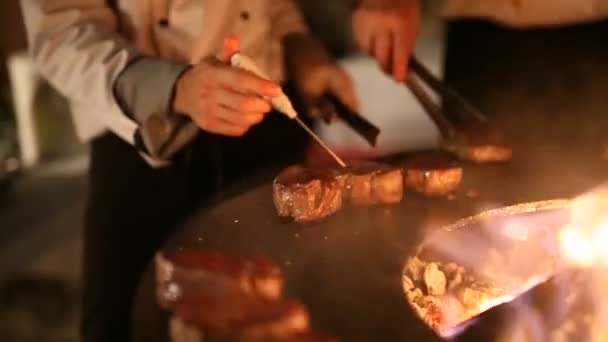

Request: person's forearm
left=20, top=0, right=140, bottom=142
left=113, top=58, right=199, bottom=160
left=20, top=0, right=198, bottom=162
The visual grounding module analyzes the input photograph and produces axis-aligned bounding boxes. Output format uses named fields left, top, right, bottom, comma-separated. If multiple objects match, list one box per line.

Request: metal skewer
left=163, top=115, right=346, bottom=168
left=294, top=117, right=346, bottom=167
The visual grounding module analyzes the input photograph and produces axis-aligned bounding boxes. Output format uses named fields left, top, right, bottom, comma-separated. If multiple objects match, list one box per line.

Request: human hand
left=353, top=0, right=420, bottom=82
left=173, top=37, right=282, bottom=136
left=284, top=34, right=359, bottom=119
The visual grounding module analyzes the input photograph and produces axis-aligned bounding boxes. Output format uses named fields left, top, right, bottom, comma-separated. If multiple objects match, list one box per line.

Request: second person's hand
left=284, top=33, right=359, bottom=119
left=172, top=37, right=282, bottom=137
left=353, top=0, right=420, bottom=82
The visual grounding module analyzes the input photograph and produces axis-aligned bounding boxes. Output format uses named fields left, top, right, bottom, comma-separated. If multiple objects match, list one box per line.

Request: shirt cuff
left=113, top=57, right=199, bottom=160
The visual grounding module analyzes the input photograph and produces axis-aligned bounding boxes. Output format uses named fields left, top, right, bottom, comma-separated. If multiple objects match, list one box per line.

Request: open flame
left=439, top=273, right=552, bottom=338
left=558, top=189, right=608, bottom=268
left=558, top=225, right=599, bottom=267
left=491, top=187, right=608, bottom=341
left=412, top=190, right=608, bottom=341
left=552, top=188, right=608, bottom=341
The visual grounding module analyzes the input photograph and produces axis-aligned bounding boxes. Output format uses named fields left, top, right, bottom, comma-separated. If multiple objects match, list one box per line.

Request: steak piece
left=272, top=163, right=404, bottom=221
left=273, top=165, right=343, bottom=222
left=174, top=294, right=310, bottom=341
left=171, top=318, right=335, bottom=342
left=443, top=124, right=512, bottom=163
left=155, top=250, right=283, bottom=309
left=236, top=301, right=310, bottom=342
left=343, top=162, right=404, bottom=205
left=264, top=331, right=339, bottom=342
left=403, top=152, right=463, bottom=196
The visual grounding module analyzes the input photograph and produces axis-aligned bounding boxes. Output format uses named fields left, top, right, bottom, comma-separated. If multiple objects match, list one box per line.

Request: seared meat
left=342, top=166, right=373, bottom=205
left=272, top=163, right=404, bottom=221
left=169, top=316, right=204, bottom=342
left=174, top=294, right=310, bottom=341
left=273, top=165, right=343, bottom=222
left=263, top=331, right=339, bottom=342
left=155, top=250, right=283, bottom=309
left=236, top=301, right=310, bottom=341
left=403, top=152, right=463, bottom=196
left=443, top=124, right=512, bottom=163
left=343, top=162, right=403, bottom=205
left=170, top=322, right=336, bottom=342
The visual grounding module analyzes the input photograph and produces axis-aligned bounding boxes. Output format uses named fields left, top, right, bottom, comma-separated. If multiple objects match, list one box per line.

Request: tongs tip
left=407, top=57, right=490, bottom=141
left=318, top=94, right=381, bottom=148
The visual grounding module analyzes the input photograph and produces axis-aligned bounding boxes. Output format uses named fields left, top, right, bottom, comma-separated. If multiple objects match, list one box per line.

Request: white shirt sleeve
left=20, top=0, right=142, bottom=143
left=20, top=0, right=199, bottom=164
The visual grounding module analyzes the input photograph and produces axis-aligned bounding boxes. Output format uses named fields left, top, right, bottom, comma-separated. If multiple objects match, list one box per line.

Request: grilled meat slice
left=174, top=294, right=310, bottom=341
left=236, top=301, right=310, bottom=342
left=344, top=162, right=403, bottom=205
left=273, top=165, right=343, bottom=222
left=443, top=124, right=512, bottom=163
left=272, top=163, right=403, bottom=221
left=170, top=319, right=335, bottom=342
left=155, top=250, right=283, bottom=309
left=342, top=164, right=374, bottom=206
left=403, top=152, right=463, bottom=196
left=262, top=331, right=339, bottom=342
left=371, top=166, right=404, bottom=204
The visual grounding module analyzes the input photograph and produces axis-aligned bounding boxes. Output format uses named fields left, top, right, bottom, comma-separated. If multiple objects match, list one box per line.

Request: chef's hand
left=353, top=0, right=420, bottom=82
left=172, top=37, right=282, bottom=137
left=284, top=34, right=359, bottom=119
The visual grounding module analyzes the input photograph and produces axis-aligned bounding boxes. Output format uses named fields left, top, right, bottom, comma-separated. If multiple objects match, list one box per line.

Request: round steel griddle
left=132, top=150, right=608, bottom=342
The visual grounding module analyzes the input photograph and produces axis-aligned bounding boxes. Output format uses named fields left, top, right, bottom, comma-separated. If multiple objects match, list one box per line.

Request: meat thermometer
left=229, top=53, right=347, bottom=168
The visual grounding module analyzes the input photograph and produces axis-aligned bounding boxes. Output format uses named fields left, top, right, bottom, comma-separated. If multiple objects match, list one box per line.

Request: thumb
left=217, top=35, right=241, bottom=64
left=329, top=69, right=360, bottom=113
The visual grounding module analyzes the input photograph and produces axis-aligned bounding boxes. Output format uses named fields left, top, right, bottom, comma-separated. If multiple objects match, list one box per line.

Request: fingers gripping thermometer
left=229, top=53, right=346, bottom=168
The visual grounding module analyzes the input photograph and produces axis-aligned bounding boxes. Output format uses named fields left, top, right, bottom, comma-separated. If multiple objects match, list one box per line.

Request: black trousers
left=82, top=112, right=308, bottom=342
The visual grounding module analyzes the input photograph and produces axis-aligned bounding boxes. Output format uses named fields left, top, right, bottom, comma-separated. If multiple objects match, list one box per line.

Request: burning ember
left=552, top=188, right=608, bottom=341
left=403, top=193, right=608, bottom=341
left=402, top=255, right=552, bottom=338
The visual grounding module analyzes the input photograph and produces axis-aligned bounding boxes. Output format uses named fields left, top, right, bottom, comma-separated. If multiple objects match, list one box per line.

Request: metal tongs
left=315, top=94, right=381, bottom=147
left=312, top=57, right=488, bottom=147
left=405, top=57, right=488, bottom=139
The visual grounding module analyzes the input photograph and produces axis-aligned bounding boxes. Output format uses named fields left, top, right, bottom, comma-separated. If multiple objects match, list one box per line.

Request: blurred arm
left=20, top=0, right=197, bottom=164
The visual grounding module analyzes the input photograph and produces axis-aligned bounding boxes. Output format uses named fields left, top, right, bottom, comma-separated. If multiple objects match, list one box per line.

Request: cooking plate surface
left=134, top=150, right=608, bottom=341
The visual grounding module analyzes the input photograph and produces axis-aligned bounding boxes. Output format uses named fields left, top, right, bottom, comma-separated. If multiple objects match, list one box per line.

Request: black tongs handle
left=321, top=94, right=381, bottom=147
left=405, top=77, right=455, bottom=139
left=409, top=57, right=488, bottom=123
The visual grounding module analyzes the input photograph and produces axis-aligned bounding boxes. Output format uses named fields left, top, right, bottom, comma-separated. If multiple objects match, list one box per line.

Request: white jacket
left=442, top=0, right=608, bottom=28
left=20, top=0, right=308, bottom=165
